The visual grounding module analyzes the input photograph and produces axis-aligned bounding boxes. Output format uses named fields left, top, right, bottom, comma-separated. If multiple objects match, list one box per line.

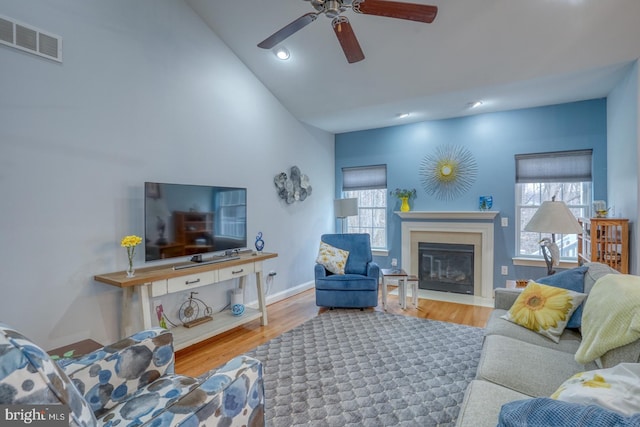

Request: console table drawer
left=150, top=280, right=168, bottom=297
left=167, top=271, right=216, bottom=293
left=218, top=264, right=254, bottom=282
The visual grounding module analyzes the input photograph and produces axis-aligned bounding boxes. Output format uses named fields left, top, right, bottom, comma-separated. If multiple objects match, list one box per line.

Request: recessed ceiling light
left=468, top=101, right=483, bottom=109
left=396, top=113, right=410, bottom=119
left=274, top=47, right=290, bottom=60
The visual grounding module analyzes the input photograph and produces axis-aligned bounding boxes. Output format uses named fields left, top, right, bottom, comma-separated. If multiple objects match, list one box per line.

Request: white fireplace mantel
left=400, top=218, right=495, bottom=299
left=395, top=211, right=499, bottom=220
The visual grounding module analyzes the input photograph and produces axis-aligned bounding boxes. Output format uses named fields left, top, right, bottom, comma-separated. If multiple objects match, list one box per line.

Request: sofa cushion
left=583, top=262, right=619, bottom=294
left=537, top=266, right=588, bottom=328
left=477, top=335, right=598, bottom=397
left=485, top=310, right=582, bottom=354
left=494, top=288, right=523, bottom=311
left=316, top=241, right=349, bottom=275
left=98, top=356, right=265, bottom=427
left=600, top=339, right=640, bottom=369
left=456, top=380, right=530, bottom=427
left=315, top=274, right=378, bottom=291
left=497, top=398, right=640, bottom=427
left=550, top=363, right=640, bottom=416
left=62, top=328, right=175, bottom=418
left=501, top=281, right=586, bottom=343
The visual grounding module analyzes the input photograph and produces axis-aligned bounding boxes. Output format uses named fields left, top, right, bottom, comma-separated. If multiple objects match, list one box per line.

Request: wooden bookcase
left=577, top=218, right=629, bottom=273
left=174, top=211, right=214, bottom=255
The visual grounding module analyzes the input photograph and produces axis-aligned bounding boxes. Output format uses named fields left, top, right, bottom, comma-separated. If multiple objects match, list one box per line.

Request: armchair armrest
left=367, top=261, right=380, bottom=280
left=494, top=287, right=522, bottom=310
left=315, top=263, right=328, bottom=278
left=170, top=355, right=265, bottom=426
left=60, top=328, right=174, bottom=415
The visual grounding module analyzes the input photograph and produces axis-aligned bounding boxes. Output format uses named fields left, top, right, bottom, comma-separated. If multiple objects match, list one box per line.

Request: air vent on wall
left=0, top=14, right=62, bottom=62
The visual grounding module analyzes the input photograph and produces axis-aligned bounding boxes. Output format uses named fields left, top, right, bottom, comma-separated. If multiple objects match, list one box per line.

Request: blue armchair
left=315, top=233, right=380, bottom=308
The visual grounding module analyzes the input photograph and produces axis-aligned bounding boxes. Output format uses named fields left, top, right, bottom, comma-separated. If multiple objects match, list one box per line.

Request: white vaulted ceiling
left=186, top=0, right=640, bottom=133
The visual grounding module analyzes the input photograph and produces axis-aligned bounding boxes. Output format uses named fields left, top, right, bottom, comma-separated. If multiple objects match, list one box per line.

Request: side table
left=48, top=339, right=102, bottom=360
left=381, top=268, right=418, bottom=310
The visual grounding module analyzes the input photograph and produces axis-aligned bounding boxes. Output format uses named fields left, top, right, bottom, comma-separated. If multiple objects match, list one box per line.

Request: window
left=217, top=189, right=246, bottom=239
left=342, top=165, right=387, bottom=249
left=515, top=150, right=592, bottom=260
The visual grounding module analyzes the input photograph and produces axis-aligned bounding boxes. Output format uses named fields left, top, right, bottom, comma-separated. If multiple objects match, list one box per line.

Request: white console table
left=95, top=252, right=277, bottom=350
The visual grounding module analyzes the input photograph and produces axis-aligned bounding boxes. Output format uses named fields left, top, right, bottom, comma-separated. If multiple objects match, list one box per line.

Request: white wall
left=607, top=60, right=639, bottom=274
left=0, top=0, right=334, bottom=348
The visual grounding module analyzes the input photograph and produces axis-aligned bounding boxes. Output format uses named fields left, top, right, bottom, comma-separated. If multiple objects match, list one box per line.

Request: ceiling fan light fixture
left=274, top=47, right=290, bottom=60
left=258, top=1, right=437, bottom=64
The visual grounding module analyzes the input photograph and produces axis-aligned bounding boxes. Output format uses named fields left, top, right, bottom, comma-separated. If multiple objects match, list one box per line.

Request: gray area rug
left=246, top=310, right=484, bottom=426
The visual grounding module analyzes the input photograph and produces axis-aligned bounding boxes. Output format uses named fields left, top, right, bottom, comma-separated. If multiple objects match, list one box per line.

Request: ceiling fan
left=257, top=0, right=438, bottom=64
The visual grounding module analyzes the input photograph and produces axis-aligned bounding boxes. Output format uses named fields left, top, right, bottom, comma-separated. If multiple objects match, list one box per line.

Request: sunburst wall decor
left=420, top=145, right=478, bottom=201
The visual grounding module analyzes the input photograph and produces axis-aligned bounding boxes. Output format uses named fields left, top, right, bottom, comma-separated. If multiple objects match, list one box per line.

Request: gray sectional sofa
left=456, top=263, right=640, bottom=426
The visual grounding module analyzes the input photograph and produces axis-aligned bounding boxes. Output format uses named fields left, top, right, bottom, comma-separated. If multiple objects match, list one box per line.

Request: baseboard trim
left=246, top=281, right=315, bottom=309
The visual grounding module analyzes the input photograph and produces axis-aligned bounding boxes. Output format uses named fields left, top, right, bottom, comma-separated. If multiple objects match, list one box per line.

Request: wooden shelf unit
left=174, top=211, right=214, bottom=255
left=94, top=252, right=277, bottom=350
left=577, top=218, right=629, bottom=273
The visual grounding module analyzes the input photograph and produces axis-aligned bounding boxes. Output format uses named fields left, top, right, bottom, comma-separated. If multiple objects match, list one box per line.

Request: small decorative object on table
left=479, top=195, right=493, bottom=211
left=230, top=288, right=245, bottom=316
left=516, top=279, right=529, bottom=288
left=255, top=231, right=265, bottom=252
left=593, top=200, right=608, bottom=218
left=120, top=234, right=142, bottom=278
left=391, top=188, right=417, bottom=212
left=179, top=291, right=213, bottom=327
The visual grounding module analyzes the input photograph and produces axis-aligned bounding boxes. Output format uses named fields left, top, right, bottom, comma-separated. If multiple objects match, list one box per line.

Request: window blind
left=342, top=165, right=387, bottom=191
left=515, top=150, right=592, bottom=183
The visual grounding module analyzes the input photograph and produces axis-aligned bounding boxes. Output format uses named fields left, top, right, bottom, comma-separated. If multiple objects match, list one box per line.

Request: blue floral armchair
left=0, top=323, right=264, bottom=426
left=315, top=233, right=380, bottom=308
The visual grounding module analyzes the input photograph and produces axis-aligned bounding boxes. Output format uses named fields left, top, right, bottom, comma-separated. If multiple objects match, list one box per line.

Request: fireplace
left=419, top=242, right=474, bottom=294
left=398, top=211, right=497, bottom=299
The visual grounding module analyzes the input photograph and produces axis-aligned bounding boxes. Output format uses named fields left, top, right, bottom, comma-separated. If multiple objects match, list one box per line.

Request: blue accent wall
left=335, top=99, right=608, bottom=284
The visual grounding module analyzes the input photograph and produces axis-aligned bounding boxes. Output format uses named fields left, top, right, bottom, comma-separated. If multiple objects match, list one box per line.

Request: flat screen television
left=144, top=182, right=247, bottom=262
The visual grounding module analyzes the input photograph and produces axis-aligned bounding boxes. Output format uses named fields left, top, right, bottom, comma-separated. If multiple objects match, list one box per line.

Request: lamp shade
left=334, top=198, right=358, bottom=218
left=524, top=200, right=583, bottom=235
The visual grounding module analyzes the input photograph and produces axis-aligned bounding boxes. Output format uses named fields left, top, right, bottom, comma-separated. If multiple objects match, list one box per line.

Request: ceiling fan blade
left=257, top=13, right=318, bottom=49
left=353, top=0, right=437, bottom=23
left=332, top=16, right=365, bottom=64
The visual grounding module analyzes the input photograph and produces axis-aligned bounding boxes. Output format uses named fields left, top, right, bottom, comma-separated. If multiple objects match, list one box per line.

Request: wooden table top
left=94, top=251, right=277, bottom=288
left=380, top=268, right=407, bottom=277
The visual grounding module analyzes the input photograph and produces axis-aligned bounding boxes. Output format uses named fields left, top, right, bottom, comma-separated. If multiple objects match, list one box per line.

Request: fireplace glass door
left=418, top=242, right=474, bottom=294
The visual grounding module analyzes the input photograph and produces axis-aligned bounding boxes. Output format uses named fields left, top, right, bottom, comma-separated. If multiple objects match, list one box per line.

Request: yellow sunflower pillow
left=501, top=281, right=586, bottom=343
left=316, top=241, right=349, bottom=275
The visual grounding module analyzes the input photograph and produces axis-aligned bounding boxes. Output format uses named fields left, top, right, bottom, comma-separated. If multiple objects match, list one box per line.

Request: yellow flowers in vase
left=390, top=188, right=417, bottom=212
left=121, top=235, right=142, bottom=277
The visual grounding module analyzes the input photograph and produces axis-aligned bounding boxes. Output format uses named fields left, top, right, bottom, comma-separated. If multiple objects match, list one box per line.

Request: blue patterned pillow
left=537, top=266, right=588, bottom=328
left=498, top=398, right=640, bottom=427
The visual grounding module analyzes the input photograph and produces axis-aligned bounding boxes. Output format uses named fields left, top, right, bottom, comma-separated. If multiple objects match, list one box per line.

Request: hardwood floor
left=175, top=287, right=493, bottom=377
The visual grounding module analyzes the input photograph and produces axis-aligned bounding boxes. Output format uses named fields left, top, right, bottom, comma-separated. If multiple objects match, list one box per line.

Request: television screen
left=144, top=182, right=247, bottom=262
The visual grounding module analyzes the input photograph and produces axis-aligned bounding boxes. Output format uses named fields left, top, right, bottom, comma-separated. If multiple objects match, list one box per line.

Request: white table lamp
left=334, top=198, right=358, bottom=233
left=524, top=197, right=583, bottom=275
